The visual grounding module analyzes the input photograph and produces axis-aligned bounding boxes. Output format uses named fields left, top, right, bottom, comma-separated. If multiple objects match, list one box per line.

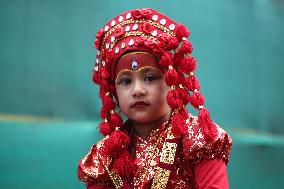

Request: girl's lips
left=131, top=101, right=149, bottom=108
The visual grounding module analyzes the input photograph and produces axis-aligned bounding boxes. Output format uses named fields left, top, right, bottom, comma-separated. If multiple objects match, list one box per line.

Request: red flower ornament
left=142, top=22, right=154, bottom=34
left=135, top=36, right=147, bottom=46
left=158, top=33, right=178, bottom=50
left=132, top=9, right=143, bottom=19
left=113, top=27, right=125, bottom=38
left=94, top=39, right=101, bottom=49
left=96, top=28, right=105, bottom=40
left=141, top=9, right=152, bottom=19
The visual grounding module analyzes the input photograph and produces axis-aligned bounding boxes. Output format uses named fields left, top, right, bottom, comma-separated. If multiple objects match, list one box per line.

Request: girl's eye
left=145, top=74, right=156, bottom=82
left=117, top=77, right=131, bottom=85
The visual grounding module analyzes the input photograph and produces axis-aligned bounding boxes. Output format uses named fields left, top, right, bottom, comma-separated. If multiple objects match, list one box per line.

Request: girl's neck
left=131, top=112, right=171, bottom=139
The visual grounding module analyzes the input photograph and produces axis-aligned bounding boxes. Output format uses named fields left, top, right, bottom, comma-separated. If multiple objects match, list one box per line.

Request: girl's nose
left=132, top=80, right=146, bottom=98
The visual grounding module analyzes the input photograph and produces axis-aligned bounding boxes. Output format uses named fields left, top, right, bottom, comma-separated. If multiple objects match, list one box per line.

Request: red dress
left=78, top=114, right=232, bottom=189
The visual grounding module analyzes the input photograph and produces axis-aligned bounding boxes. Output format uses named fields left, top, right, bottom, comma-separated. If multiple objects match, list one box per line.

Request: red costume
left=78, top=8, right=232, bottom=189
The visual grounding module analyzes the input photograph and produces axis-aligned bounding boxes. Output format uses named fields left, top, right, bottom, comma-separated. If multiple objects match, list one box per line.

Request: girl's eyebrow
left=139, top=67, right=163, bottom=75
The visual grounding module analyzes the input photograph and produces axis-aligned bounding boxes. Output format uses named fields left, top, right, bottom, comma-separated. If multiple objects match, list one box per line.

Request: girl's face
left=115, top=53, right=171, bottom=125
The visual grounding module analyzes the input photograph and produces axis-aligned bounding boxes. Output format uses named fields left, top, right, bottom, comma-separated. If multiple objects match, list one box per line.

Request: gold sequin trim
left=160, top=142, right=177, bottom=164
left=109, top=171, right=123, bottom=189
left=151, top=167, right=171, bottom=189
left=101, top=19, right=176, bottom=48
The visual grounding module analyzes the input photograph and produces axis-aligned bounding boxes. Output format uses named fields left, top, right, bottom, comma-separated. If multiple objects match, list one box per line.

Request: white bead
left=125, top=26, right=130, bottom=32
left=102, top=61, right=105, bottom=66
left=129, top=39, right=134, bottom=46
left=111, top=20, right=116, bottom=26
left=111, top=36, right=116, bottom=42
left=132, top=24, right=138, bottom=30
left=121, top=43, right=126, bottom=49
left=182, top=37, right=188, bottom=41
left=151, top=30, right=158, bottom=36
left=169, top=24, right=175, bottom=30
left=105, top=43, right=110, bottom=49
left=94, top=66, right=99, bottom=71
left=96, top=51, right=100, bottom=55
left=152, top=15, right=158, bottom=21
left=104, top=25, right=109, bottom=31
left=96, top=58, right=99, bottom=63
left=118, top=16, right=124, bottom=22
left=160, top=19, right=166, bottom=25
left=115, top=47, right=119, bottom=54
left=126, top=12, right=131, bottom=19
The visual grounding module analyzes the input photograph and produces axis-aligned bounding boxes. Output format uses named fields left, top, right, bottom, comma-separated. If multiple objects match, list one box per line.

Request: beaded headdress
left=92, top=8, right=218, bottom=184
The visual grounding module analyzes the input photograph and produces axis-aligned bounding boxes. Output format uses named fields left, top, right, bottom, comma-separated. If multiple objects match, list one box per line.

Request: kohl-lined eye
left=116, top=77, right=131, bottom=85
left=144, top=74, right=158, bottom=82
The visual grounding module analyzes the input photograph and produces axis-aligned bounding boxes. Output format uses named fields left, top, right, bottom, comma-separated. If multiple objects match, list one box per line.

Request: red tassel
left=171, top=113, right=188, bottom=137
left=166, top=89, right=183, bottom=109
left=112, top=151, right=136, bottom=179
left=102, top=95, right=116, bottom=112
left=198, top=108, right=218, bottom=142
left=99, top=121, right=112, bottom=136
left=189, top=92, right=205, bottom=109
left=178, top=88, right=190, bottom=105
left=173, top=53, right=183, bottom=68
left=92, top=70, right=102, bottom=84
left=100, top=67, right=110, bottom=79
left=108, top=84, right=116, bottom=96
left=175, top=23, right=190, bottom=41
left=183, top=75, right=200, bottom=91
left=178, top=108, right=189, bottom=118
left=109, top=112, right=123, bottom=129
left=159, top=52, right=173, bottom=68
left=100, top=106, right=109, bottom=119
left=179, top=56, right=197, bottom=74
left=165, top=69, right=179, bottom=86
left=179, top=41, right=193, bottom=55
left=108, top=130, right=130, bottom=156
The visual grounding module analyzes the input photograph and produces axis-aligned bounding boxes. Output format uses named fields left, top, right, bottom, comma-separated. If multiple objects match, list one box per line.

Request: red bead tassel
left=166, top=89, right=183, bottom=110
left=175, top=23, right=190, bottom=41
left=159, top=51, right=173, bottom=68
left=109, top=112, right=123, bottom=129
left=183, top=75, right=200, bottom=91
left=171, top=112, right=188, bottom=137
left=112, top=151, right=136, bottom=180
left=189, top=91, right=205, bottom=110
left=179, top=56, right=197, bottom=74
left=178, top=41, right=193, bottom=55
left=165, top=68, right=179, bottom=86
left=198, top=108, right=218, bottom=142
left=99, top=121, right=112, bottom=136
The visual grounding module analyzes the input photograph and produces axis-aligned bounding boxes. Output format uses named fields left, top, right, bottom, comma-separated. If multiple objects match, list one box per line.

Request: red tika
left=78, top=114, right=232, bottom=189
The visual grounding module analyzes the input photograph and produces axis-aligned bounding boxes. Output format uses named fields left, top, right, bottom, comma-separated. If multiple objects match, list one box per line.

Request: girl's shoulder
left=182, top=113, right=232, bottom=164
left=77, top=138, right=112, bottom=185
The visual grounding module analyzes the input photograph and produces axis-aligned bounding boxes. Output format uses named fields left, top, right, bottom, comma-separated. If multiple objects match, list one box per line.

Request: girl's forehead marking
left=131, top=58, right=139, bottom=71
left=115, top=51, right=162, bottom=78
left=115, top=66, right=163, bottom=79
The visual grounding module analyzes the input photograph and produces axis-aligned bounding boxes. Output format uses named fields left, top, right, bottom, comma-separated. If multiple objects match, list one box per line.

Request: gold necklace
left=138, top=122, right=169, bottom=188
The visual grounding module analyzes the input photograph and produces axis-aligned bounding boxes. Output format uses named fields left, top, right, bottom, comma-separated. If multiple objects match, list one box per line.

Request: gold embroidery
left=109, top=171, right=123, bottom=189
left=101, top=19, right=176, bottom=49
left=151, top=167, right=171, bottom=189
left=166, top=126, right=175, bottom=139
left=160, top=142, right=177, bottom=164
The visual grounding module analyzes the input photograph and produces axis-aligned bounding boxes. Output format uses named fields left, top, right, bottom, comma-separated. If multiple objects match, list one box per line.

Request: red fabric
left=194, top=159, right=229, bottom=189
left=87, top=184, right=109, bottom=189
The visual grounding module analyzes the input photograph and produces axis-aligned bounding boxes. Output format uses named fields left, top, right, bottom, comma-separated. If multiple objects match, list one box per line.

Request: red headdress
left=92, top=8, right=218, bottom=183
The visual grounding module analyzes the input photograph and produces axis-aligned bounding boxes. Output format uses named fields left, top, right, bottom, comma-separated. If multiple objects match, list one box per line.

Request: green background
left=1, top=0, right=284, bottom=188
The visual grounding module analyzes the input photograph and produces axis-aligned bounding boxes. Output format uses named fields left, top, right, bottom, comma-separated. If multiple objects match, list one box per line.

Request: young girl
left=78, top=8, right=232, bottom=189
